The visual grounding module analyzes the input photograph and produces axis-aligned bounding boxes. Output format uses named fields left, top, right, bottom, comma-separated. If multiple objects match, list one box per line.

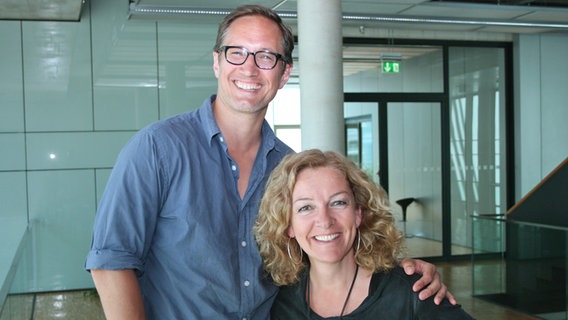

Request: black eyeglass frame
left=218, top=45, right=287, bottom=70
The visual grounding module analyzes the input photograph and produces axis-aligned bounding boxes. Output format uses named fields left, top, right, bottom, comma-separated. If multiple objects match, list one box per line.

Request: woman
left=254, top=149, right=474, bottom=319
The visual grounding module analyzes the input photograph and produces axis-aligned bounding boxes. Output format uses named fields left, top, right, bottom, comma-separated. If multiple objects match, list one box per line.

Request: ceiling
left=0, top=0, right=84, bottom=21
left=2, top=0, right=568, bottom=33
left=127, top=0, right=568, bottom=34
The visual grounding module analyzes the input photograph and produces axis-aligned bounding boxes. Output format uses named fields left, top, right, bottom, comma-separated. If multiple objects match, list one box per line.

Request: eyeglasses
left=219, top=46, right=285, bottom=70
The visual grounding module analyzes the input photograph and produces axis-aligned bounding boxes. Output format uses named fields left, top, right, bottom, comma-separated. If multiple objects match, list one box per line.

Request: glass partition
left=472, top=214, right=567, bottom=320
left=449, top=47, right=507, bottom=256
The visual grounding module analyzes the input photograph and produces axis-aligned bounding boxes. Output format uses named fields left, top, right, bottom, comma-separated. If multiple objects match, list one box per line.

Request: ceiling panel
left=518, top=10, right=568, bottom=22
left=0, top=0, right=84, bottom=21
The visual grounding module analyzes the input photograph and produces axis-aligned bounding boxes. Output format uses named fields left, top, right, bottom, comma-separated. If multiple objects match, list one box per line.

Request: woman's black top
left=271, top=266, right=475, bottom=319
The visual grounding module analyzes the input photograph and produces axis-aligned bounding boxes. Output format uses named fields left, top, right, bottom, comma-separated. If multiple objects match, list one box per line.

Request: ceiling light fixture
left=128, top=3, right=568, bottom=30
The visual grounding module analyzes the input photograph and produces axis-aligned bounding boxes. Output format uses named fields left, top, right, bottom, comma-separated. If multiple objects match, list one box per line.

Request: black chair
left=396, top=197, right=416, bottom=238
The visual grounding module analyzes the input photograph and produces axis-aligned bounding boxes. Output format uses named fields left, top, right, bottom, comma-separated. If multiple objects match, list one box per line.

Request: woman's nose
left=316, top=207, right=334, bottom=229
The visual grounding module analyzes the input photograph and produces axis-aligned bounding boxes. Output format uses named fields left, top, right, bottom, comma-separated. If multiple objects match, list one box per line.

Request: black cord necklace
left=306, top=265, right=359, bottom=319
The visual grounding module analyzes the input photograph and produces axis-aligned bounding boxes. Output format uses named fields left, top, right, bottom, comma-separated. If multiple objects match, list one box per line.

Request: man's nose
left=241, top=53, right=259, bottom=71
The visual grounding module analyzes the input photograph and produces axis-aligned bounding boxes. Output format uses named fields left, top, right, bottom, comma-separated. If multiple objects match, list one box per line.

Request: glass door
left=344, top=97, right=446, bottom=259
left=387, top=102, right=443, bottom=258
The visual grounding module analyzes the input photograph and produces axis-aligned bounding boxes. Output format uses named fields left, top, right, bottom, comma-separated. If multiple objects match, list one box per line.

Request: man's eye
left=230, top=50, right=245, bottom=57
left=258, top=53, right=275, bottom=61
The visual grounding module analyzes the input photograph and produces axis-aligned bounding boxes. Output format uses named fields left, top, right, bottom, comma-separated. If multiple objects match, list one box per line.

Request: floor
left=436, top=260, right=542, bottom=320
left=0, top=290, right=104, bottom=320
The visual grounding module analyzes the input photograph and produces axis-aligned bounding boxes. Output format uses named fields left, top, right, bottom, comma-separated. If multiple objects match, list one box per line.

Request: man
left=86, top=5, right=453, bottom=319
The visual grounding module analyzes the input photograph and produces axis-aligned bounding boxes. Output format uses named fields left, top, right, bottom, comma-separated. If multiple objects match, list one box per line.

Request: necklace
left=306, top=265, right=359, bottom=318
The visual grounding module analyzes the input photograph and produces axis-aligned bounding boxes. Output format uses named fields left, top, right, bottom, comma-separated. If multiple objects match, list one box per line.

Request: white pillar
left=297, top=0, right=344, bottom=153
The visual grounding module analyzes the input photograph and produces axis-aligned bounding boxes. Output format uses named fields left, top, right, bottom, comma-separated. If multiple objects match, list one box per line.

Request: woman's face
left=287, top=166, right=362, bottom=265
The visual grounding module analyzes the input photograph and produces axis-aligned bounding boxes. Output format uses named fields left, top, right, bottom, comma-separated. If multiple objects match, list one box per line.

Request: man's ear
left=212, top=51, right=220, bottom=78
left=278, top=62, right=292, bottom=89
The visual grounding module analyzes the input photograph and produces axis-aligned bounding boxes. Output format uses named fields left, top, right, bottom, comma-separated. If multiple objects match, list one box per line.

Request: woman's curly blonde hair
left=254, top=149, right=404, bottom=286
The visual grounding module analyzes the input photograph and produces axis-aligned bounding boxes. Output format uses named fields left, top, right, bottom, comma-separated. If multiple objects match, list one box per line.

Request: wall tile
left=22, top=7, right=93, bottom=132
left=95, top=169, right=111, bottom=208
left=0, top=134, right=26, bottom=171
left=0, top=172, right=28, bottom=220
left=26, top=170, right=96, bottom=291
left=157, top=21, right=218, bottom=118
left=0, top=21, right=24, bottom=133
left=92, top=6, right=159, bottom=130
left=26, top=132, right=134, bottom=170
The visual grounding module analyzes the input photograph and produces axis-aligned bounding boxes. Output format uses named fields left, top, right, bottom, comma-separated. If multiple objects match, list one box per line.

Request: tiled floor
left=1, top=261, right=545, bottom=320
left=436, top=260, right=541, bottom=320
left=0, top=290, right=105, bottom=320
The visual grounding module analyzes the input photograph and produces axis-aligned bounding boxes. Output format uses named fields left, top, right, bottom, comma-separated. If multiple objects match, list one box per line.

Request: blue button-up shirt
left=85, top=95, right=294, bottom=319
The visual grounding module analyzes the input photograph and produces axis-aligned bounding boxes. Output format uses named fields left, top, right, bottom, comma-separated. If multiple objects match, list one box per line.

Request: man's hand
left=399, top=258, right=457, bottom=305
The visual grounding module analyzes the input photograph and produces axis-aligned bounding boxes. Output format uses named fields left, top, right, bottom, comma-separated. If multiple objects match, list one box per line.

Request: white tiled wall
left=0, top=0, right=218, bottom=293
left=0, top=22, right=24, bottom=133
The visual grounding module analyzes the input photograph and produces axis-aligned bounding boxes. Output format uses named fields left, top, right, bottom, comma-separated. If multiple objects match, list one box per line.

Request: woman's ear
left=286, top=226, right=295, bottom=238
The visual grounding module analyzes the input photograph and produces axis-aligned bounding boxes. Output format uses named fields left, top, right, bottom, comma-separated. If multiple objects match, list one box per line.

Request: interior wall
left=514, top=33, right=568, bottom=199
left=0, top=0, right=219, bottom=293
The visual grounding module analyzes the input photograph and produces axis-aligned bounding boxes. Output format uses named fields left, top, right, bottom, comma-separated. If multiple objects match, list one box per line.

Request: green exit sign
left=382, top=61, right=400, bottom=73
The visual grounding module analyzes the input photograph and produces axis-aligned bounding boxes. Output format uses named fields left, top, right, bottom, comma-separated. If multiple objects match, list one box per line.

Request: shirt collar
left=200, top=94, right=277, bottom=152
left=198, top=95, right=222, bottom=146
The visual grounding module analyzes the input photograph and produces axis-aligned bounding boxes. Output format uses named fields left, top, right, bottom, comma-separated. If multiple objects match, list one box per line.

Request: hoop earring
left=287, top=238, right=303, bottom=264
left=355, top=228, right=361, bottom=254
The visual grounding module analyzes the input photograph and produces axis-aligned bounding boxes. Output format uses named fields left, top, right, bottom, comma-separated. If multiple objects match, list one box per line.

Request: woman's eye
left=331, top=200, right=348, bottom=207
left=296, top=205, right=312, bottom=214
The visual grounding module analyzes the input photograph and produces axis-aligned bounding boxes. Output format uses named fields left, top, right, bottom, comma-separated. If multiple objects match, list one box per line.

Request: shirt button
left=219, top=136, right=224, bottom=143
left=241, top=241, right=247, bottom=247
left=244, top=280, right=250, bottom=287
left=231, top=165, right=237, bottom=171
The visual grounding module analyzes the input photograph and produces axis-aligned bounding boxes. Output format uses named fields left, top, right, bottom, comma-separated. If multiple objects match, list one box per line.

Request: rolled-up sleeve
left=85, top=130, right=164, bottom=276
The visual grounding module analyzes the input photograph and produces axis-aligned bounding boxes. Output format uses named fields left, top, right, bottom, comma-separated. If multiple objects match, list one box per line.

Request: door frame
left=344, top=92, right=453, bottom=259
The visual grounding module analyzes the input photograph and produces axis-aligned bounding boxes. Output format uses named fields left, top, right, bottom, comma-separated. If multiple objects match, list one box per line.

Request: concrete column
left=297, top=0, right=344, bottom=153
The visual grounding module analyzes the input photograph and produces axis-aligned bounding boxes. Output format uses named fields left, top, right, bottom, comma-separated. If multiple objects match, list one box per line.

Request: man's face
left=213, top=15, right=292, bottom=115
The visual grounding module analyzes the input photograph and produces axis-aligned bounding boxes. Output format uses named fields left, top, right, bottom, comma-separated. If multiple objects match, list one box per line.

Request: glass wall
left=343, top=42, right=509, bottom=259
left=449, top=47, right=508, bottom=254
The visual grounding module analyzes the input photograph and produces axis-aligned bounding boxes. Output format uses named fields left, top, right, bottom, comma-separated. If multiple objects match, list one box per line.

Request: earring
left=287, top=238, right=303, bottom=264
left=356, top=228, right=361, bottom=254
